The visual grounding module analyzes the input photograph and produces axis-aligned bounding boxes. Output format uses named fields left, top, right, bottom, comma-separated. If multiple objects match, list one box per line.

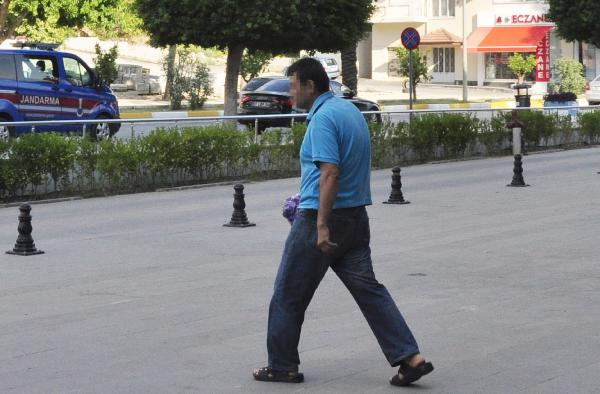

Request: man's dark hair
left=286, top=57, right=330, bottom=94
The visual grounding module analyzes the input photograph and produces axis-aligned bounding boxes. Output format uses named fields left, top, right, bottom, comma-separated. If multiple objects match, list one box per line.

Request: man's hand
left=317, top=224, right=338, bottom=253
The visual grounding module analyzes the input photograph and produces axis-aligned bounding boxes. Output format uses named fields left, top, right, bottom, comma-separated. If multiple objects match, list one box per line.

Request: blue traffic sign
left=401, top=28, right=421, bottom=50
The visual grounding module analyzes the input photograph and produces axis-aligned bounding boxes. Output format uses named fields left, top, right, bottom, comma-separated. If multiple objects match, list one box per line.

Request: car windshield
left=242, top=78, right=272, bottom=91
left=256, top=79, right=289, bottom=93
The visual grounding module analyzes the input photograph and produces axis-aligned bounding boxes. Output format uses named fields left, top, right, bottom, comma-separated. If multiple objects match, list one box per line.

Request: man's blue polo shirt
left=298, top=91, right=372, bottom=209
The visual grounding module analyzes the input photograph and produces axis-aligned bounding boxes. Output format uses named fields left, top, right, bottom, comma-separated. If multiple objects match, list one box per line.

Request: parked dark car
left=237, top=77, right=381, bottom=130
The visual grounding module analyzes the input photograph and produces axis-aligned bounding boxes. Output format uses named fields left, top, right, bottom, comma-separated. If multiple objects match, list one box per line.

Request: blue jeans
left=267, top=206, right=419, bottom=372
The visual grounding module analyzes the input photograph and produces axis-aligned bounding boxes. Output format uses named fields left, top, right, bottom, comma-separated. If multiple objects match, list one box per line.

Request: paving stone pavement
left=1, top=147, right=600, bottom=394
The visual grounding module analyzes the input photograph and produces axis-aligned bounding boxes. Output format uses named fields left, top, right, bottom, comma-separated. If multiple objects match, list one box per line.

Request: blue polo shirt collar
left=306, top=91, right=334, bottom=123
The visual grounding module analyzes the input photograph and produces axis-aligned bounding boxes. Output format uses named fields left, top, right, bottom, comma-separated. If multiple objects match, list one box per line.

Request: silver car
left=313, top=56, right=340, bottom=80
left=585, top=75, right=600, bottom=105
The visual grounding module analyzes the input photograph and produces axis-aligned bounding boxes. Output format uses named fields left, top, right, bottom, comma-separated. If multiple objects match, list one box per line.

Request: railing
left=1, top=105, right=599, bottom=141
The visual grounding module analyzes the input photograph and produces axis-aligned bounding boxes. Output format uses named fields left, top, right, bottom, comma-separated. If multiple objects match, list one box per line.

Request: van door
left=0, top=54, right=19, bottom=120
left=15, top=54, right=63, bottom=131
left=60, top=56, right=106, bottom=125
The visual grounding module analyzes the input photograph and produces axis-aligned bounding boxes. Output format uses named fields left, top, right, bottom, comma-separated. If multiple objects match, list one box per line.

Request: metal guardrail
left=1, top=105, right=598, bottom=140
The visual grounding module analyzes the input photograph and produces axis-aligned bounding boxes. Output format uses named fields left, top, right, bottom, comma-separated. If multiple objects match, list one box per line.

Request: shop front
left=467, top=6, right=553, bottom=92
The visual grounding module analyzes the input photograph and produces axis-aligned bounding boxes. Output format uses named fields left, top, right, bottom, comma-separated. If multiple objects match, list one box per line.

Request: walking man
left=253, top=57, right=433, bottom=387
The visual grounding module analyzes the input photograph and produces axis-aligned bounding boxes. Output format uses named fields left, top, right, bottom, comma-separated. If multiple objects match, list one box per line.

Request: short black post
left=6, top=204, right=44, bottom=256
left=223, top=184, right=256, bottom=227
left=383, top=166, right=410, bottom=204
left=507, top=154, right=529, bottom=187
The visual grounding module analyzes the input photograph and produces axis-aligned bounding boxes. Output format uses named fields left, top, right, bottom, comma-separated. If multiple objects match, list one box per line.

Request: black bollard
left=6, top=204, right=44, bottom=256
left=223, top=184, right=256, bottom=227
left=383, top=166, right=410, bottom=204
left=507, top=154, right=530, bottom=187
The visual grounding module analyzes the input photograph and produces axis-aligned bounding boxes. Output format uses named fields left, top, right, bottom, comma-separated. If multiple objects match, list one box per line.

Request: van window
left=63, top=57, right=92, bottom=87
left=0, top=54, right=16, bottom=80
left=19, top=55, right=58, bottom=82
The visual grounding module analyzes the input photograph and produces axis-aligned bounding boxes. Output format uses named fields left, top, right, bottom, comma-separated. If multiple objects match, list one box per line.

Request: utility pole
left=462, top=0, right=468, bottom=102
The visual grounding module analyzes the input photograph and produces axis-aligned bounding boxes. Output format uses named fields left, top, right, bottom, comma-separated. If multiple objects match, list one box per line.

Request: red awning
left=467, top=25, right=553, bottom=52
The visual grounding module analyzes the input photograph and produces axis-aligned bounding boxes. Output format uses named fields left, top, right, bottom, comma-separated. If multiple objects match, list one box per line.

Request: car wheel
left=0, top=116, right=15, bottom=140
left=88, top=115, right=113, bottom=141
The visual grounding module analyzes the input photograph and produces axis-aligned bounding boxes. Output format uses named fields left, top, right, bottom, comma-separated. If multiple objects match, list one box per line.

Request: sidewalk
left=117, top=78, right=528, bottom=119
left=2, top=147, right=600, bottom=393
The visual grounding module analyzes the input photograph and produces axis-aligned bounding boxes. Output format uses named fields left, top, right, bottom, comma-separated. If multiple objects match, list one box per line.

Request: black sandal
left=389, top=361, right=434, bottom=386
left=253, top=367, right=304, bottom=383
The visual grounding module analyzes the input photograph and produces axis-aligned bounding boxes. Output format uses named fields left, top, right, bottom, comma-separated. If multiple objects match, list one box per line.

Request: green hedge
left=0, top=110, right=595, bottom=201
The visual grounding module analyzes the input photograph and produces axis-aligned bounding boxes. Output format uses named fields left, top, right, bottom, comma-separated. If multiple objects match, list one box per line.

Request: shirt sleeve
left=309, top=113, right=339, bottom=166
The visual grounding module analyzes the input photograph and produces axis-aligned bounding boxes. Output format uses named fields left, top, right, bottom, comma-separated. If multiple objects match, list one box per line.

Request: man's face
left=289, top=73, right=314, bottom=110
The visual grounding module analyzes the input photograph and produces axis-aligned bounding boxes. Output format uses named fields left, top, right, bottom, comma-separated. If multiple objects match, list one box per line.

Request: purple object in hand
left=282, top=193, right=301, bottom=225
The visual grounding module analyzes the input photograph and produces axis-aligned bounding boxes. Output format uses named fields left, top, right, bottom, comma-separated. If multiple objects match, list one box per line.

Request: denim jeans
left=267, top=206, right=419, bottom=372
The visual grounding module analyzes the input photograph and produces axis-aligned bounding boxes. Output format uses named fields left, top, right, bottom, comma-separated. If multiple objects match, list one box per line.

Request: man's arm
left=317, top=162, right=339, bottom=253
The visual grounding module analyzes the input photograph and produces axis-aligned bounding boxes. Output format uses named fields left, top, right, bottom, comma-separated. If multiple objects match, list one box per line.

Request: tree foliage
left=94, top=44, right=118, bottom=85
left=0, top=0, right=142, bottom=42
left=394, top=48, right=430, bottom=100
left=135, top=0, right=375, bottom=115
left=547, top=0, right=600, bottom=48
left=240, top=49, right=272, bottom=82
left=507, top=53, right=537, bottom=83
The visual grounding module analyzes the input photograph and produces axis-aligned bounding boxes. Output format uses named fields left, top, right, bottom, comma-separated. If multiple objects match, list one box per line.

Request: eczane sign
left=495, top=13, right=551, bottom=25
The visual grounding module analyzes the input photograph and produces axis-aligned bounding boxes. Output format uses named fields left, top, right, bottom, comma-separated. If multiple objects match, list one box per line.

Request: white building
left=358, top=0, right=599, bottom=91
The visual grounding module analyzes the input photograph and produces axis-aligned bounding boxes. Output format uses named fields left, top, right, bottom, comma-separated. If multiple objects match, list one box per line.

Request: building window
left=433, top=48, right=455, bottom=73
left=432, top=0, right=455, bottom=17
left=484, top=52, right=535, bottom=80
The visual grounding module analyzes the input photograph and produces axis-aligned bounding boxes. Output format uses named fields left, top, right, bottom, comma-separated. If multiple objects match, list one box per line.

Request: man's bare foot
left=405, top=353, right=426, bottom=368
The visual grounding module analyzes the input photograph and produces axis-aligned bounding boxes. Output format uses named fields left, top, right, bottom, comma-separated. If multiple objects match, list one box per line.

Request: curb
left=156, top=180, right=250, bottom=192
left=1, top=196, right=83, bottom=209
left=121, top=109, right=224, bottom=119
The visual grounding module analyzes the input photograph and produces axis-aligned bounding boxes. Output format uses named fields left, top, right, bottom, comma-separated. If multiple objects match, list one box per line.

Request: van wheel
left=89, top=115, right=112, bottom=141
left=0, top=117, right=15, bottom=140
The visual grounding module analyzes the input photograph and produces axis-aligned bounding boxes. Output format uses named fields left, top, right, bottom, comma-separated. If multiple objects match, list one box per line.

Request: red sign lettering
left=497, top=14, right=549, bottom=25
left=536, top=34, right=550, bottom=82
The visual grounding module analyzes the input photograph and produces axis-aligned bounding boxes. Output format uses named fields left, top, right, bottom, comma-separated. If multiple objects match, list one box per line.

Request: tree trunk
left=163, top=45, right=176, bottom=100
left=0, top=1, right=12, bottom=42
left=224, top=44, right=244, bottom=117
left=341, top=45, right=358, bottom=93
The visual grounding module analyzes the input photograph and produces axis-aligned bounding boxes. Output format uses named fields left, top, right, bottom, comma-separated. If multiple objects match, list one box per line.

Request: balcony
left=370, top=0, right=426, bottom=24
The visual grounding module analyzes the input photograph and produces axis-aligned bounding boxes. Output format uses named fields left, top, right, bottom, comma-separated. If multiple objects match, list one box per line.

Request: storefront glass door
left=431, top=47, right=455, bottom=83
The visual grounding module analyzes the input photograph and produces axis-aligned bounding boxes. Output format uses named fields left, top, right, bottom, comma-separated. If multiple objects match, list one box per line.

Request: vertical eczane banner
left=536, top=33, right=550, bottom=82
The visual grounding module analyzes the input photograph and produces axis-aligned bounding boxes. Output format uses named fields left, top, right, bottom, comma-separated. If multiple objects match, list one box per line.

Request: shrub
left=94, top=44, right=119, bottom=85
left=162, top=47, right=214, bottom=110
left=554, top=58, right=586, bottom=94
left=479, top=114, right=511, bottom=154
left=408, top=113, right=478, bottom=159
left=544, top=92, right=577, bottom=102
left=578, top=110, right=600, bottom=143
